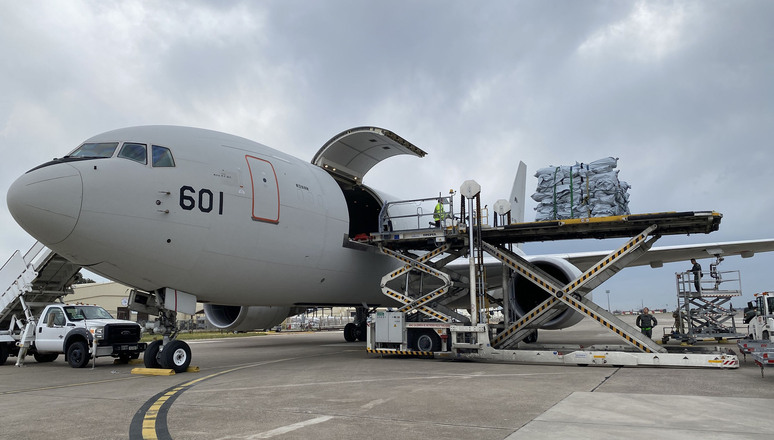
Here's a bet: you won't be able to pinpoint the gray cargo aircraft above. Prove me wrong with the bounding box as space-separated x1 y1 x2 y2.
7 125 774 371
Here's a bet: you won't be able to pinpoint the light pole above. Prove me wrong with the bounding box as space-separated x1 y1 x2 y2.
606 290 611 313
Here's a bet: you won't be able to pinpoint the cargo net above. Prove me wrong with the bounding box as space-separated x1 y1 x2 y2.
532 157 631 221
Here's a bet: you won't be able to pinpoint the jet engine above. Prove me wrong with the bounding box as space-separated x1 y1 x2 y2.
509 256 588 330
203 304 294 331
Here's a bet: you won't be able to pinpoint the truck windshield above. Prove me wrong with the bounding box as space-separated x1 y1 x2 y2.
64 306 114 321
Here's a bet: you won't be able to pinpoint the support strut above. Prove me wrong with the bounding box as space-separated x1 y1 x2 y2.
487 225 665 353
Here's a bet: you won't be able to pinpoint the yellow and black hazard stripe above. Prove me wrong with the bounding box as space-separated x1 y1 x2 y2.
367 348 433 356
398 287 447 312
564 228 651 291
561 295 653 353
492 297 558 345
417 306 451 322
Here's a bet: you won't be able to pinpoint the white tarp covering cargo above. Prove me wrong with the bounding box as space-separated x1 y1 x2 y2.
532 157 631 221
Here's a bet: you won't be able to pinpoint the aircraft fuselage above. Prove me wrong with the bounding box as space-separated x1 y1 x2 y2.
7 126 397 306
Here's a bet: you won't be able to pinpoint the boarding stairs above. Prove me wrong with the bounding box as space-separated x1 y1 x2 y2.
0 242 82 364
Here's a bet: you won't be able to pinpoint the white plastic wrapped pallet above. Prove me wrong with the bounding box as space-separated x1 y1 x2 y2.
532 157 631 221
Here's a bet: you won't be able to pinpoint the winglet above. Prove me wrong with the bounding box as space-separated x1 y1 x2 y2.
509 161 527 224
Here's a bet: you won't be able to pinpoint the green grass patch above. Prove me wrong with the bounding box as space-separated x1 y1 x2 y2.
140 331 268 342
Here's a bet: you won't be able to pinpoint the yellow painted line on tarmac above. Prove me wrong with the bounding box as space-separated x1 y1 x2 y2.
129 357 300 440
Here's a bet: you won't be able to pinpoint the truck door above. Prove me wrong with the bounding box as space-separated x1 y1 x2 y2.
35 308 69 353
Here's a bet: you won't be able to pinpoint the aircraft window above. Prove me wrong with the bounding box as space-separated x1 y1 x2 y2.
67 142 119 158
152 145 175 167
118 143 148 164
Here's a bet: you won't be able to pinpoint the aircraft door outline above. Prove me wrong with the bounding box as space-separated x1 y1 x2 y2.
245 155 280 223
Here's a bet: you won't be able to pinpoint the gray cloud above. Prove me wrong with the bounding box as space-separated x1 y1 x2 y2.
1 0 772 310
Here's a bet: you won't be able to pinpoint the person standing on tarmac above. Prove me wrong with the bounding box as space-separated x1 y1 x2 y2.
636 307 658 338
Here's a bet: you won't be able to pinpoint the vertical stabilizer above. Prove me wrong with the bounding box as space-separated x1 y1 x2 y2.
509 161 527 224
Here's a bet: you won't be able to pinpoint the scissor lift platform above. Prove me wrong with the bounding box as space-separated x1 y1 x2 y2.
366 206 738 368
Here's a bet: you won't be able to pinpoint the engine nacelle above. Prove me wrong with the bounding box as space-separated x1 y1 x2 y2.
509 255 589 330
203 304 293 331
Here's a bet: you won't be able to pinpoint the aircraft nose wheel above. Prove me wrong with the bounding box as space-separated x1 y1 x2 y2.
159 340 192 373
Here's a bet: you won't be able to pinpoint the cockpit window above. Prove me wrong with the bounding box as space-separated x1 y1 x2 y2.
118 143 148 164
152 145 175 167
67 142 119 158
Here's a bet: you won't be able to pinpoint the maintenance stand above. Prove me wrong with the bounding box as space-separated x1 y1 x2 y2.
663 256 745 344
365 180 738 369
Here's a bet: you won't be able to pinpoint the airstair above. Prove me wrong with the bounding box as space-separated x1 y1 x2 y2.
0 242 82 365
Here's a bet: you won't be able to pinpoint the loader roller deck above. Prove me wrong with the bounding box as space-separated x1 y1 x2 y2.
370 211 721 250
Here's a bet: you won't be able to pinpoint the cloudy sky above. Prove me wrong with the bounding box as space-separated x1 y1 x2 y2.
2 1 772 311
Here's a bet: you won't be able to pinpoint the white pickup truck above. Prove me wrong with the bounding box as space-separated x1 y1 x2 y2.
0 303 146 368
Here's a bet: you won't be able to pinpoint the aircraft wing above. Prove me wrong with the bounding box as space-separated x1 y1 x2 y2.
553 239 774 272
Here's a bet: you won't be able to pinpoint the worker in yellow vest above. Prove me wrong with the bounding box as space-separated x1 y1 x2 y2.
433 199 445 228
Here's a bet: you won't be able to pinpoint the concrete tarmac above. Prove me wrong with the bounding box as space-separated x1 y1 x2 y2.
1 314 772 440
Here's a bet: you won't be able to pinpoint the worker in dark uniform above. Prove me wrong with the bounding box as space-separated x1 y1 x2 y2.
636 307 658 338
689 258 702 293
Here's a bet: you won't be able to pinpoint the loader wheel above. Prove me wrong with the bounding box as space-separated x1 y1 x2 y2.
144 340 162 369
412 330 441 352
34 353 59 363
159 340 191 373
67 341 90 368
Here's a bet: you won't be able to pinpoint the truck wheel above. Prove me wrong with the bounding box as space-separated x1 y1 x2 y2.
34 353 59 363
144 340 163 368
159 340 191 373
0 343 8 365
67 341 90 368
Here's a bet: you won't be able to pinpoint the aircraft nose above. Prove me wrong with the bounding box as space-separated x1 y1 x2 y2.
6 163 83 245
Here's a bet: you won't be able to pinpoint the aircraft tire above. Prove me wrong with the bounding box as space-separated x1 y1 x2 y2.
0 343 8 365
144 340 163 368
159 340 191 373
34 353 59 363
67 341 90 368
343 323 357 342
